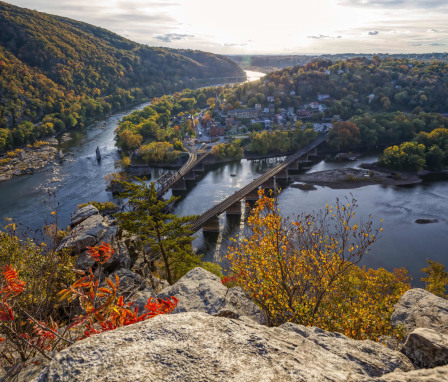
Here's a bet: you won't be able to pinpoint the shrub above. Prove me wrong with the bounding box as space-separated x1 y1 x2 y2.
0 241 178 372
226 191 408 341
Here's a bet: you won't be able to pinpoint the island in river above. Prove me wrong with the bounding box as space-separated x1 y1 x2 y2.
292 167 422 190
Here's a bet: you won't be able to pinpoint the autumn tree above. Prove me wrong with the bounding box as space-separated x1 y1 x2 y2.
327 121 361 151
421 259 448 298
379 141 426 171
226 191 409 340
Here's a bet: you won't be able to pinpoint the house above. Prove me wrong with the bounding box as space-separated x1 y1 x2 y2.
225 117 234 128
288 107 295 115
325 69 331 75
209 124 225 137
368 94 375 104
228 108 259 119
298 108 311 118
290 91 296 96
337 70 344 75
267 96 275 103
255 104 262 111
310 102 319 110
318 94 330 102
263 107 270 114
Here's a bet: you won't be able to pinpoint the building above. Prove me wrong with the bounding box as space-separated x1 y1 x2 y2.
318 94 330 102
288 107 295 115
290 91 296 96
209 124 226 137
267 96 275 103
228 108 259 119
255 104 262 111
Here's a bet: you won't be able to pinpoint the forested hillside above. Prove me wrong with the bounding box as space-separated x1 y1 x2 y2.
0 1 244 151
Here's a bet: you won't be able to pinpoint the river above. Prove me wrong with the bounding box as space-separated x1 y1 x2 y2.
177 155 448 287
0 69 446 285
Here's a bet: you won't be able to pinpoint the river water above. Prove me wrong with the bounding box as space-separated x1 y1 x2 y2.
0 69 446 285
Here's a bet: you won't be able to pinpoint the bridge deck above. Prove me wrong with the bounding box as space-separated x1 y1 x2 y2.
190 134 327 232
155 146 210 196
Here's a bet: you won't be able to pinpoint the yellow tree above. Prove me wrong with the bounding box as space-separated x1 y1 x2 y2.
227 191 409 340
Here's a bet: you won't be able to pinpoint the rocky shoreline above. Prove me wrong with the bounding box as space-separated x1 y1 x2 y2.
293 167 422 190
0 139 60 182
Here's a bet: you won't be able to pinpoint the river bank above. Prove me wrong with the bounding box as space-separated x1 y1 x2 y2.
0 139 60 182
293 167 422 189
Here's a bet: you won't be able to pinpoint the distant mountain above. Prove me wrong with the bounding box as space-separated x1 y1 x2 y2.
0 1 244 151
228 53 448 74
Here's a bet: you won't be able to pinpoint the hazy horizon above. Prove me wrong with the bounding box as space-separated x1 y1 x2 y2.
5 0 448 55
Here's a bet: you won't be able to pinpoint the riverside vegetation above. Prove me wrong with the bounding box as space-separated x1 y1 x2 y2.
0 182 447 375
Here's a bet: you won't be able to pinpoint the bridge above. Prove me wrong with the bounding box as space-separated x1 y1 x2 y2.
154 145 211 196
190 134 327 233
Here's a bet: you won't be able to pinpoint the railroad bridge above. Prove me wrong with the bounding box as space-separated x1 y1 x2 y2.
190 134 327 233
153 145 211 197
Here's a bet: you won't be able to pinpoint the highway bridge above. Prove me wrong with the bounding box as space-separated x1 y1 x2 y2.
190 134 327 233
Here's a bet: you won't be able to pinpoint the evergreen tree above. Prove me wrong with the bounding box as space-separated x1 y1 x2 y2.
115 179 201 284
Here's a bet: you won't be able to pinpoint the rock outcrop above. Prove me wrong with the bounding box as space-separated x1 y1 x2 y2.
34 312 413 382
282 324 412 377
391 288 448 335
392 288 448 370
352 364 448 381
157 267 265 324
400 328 448 368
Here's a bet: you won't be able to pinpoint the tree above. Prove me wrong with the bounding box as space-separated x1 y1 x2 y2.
115 180 203 284
226 191 408 340
379 141 426 171
421 260 448 298
327 121 361 151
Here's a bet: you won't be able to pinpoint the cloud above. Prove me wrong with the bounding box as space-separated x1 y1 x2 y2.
339 0 448 9
308 34 342 39
368 30 380 35
154 33 195 43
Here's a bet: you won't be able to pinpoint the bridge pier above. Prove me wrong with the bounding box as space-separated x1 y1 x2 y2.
226 201 242 216
202 216 220 233
245 189 260 202
261 178 275 191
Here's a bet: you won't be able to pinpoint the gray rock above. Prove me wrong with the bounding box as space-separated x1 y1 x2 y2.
401 328 448 368
57 214 108 253
282 323 413 377
74 252 95 272
109 268 146 298
391 288 448 335
70 205 99 226
34 312 413 382
158 267 264 324
350 364 448 381
102 236 132 274
130 286 157 313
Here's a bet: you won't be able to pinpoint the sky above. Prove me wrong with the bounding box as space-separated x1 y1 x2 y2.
6 0 448 54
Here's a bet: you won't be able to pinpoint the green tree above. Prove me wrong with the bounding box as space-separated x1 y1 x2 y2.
115 180 205 284
421 259 448 298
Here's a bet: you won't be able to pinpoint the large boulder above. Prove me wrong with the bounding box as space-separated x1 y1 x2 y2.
34 312 413 382
282 324 413 377
400 328 448 369
351 364 448 381
70 205 99 226
391 288 448 335
57 215 117 254
57 214 106 253
157 267 264 324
